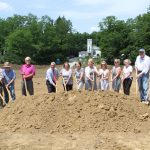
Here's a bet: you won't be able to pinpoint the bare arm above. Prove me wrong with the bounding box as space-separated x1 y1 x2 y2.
112 67 121 81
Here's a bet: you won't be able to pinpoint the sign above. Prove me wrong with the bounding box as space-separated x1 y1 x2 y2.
87 39 92 54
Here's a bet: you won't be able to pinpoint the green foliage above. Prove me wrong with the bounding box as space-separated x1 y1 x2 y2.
0 14 88 64
0 8 150 65
98 11 150 64
5 29 33 63
93 57 101 65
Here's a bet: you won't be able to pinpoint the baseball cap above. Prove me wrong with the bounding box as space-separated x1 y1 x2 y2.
139 48 145 52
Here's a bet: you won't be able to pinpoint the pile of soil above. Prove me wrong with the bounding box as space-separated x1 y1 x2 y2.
0 91 150 134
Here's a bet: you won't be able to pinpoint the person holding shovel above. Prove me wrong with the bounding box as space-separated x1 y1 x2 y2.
74 61 85 91
98 61 109 91
46 62 59 93
112 59 122 92
20 57 36 96
85 58 99 91
60 62 73 91
122 59 133 95
2 62 16 103
135 48 150 104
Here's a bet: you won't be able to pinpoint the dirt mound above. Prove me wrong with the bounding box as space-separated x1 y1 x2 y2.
0 91 150 134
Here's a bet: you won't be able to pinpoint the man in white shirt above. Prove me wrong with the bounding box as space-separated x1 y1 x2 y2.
135 48 150 104
46 62 59 93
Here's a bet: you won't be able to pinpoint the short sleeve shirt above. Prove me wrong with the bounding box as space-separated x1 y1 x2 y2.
123 65 133 78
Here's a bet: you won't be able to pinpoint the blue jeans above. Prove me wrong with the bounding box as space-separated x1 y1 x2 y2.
85 80 97 91
4 84 16 103
138 73 149 101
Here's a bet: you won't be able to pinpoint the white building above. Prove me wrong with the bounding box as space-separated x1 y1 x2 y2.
92 45 101 58
79 39 101 58
79 51 88 58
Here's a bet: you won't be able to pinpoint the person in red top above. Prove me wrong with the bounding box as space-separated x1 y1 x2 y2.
20 57 36 96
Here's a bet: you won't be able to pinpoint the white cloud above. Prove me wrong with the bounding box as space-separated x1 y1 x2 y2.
0 1 12 11
32 4 47 9
61 0 149 21
104 0 149 18
90 26 99 33
73 0 106 5
60 11 99 19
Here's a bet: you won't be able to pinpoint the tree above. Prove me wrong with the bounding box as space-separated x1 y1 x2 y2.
99 16 134 63
5 29 33 63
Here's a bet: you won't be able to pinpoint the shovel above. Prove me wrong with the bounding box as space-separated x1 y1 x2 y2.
62 77 67 91
91 73 95 91
6 86 12 102
0 93 6 105
75 75 79 90
24 78 28 96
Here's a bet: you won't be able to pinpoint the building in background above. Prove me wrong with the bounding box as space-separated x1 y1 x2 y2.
92 45 101 58
79 39 101 58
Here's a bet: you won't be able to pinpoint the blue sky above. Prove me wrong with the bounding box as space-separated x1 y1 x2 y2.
0 0 149 33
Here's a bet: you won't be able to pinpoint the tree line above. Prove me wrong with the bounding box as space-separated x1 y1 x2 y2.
0 8 150 64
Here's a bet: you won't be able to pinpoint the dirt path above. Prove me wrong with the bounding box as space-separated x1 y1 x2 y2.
0 66 150 149
0 132 150 150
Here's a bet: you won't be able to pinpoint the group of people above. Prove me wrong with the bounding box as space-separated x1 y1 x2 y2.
0 48 149 107
46 48 150 105
46 58 133 95
0 56 35 107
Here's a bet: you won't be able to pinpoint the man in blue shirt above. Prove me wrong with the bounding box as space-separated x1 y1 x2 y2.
2 62 16 103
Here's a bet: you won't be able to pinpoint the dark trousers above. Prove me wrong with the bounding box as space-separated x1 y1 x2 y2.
63 84 73 91
123 77 133 95
46 80 56 93
21 79 34 96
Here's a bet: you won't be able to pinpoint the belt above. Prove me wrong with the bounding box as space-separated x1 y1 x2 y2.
24 78 32 81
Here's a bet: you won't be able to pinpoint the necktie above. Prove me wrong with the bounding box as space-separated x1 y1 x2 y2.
53 69 56 83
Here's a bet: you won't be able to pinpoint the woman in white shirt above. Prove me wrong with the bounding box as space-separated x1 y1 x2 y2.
99 61 109 91
122 59 133 95
60 62 73 91
74 62 84 91
85 59 99 91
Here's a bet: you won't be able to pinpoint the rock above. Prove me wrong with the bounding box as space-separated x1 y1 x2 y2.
139 113 149 121
68 95 76 102
12 127 20 132
85 98 90 103
134 128 141 134
94 139 103 149
50 130 55 134
98 104 105 109
49 96 55 101
98 104 110 111
71 136 77 140
108 111 117 118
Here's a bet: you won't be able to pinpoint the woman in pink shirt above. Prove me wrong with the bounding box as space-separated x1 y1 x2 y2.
20 57 36 96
